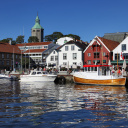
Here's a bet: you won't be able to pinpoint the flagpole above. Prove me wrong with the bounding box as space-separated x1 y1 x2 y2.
102 45 103 65
117 52 118 71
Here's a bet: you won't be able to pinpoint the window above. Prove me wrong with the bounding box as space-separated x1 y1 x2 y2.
53 51 55 54
37 30 40 32
7 54 9 58
2 53 4 59
63 53 67 60
103 52 106 56
73 62 77 65
65 46 68 51
55 56 58 61
6 60 9 65
37 72 42 74
88 60 91 64
88 53 91 56
32 72 36 75
115 53 120 60
2 61 4 65
94 53 99 58
73 53 77 59
63 62 67 65
103 60 106 63
123 53 128 59
33 30 35 32
50 56 54 61
71 45 75 50
122 44 126 51
44 46 48 49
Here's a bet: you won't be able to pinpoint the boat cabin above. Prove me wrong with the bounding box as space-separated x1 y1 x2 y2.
30 71 48 75
83 65 111 76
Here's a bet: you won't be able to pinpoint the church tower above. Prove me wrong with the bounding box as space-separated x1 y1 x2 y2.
31 14 44 42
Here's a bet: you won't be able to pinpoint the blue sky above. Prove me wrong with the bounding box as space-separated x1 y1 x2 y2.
1 0 128 43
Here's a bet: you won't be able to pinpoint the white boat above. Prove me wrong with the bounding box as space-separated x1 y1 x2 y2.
73 65 126 86
0 74 12 84
20 70 57 82
0 74 11 80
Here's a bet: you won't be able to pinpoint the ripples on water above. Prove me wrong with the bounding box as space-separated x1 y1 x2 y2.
0 81 128 127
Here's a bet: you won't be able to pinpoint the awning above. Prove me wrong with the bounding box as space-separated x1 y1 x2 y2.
111 60 128 64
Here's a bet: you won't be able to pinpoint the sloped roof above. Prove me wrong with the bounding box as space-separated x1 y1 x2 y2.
16 42 52 46
98 37 119 51
58 40 88 50
103 32 128 43
32 15 43 29
0 42 21 54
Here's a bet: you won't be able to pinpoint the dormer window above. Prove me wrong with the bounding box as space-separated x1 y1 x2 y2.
122 44 126 51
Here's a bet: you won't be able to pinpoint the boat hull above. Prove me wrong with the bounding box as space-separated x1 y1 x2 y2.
73 76 126 86
20 75 56 82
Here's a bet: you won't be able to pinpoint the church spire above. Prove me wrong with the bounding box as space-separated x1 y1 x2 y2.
31 14 44 42
32 14 43 29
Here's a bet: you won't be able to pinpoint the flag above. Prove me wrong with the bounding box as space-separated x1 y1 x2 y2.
121 52 124 60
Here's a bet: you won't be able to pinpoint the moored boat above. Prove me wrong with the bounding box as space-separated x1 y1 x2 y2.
20 70 57 82
73 65 126 86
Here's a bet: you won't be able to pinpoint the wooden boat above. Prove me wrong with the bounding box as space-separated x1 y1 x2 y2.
20 70 57 82
73 65 126 86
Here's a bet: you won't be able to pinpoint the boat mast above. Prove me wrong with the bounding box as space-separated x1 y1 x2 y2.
117 52 118 70
29 49 30 71
96 38 97 64
102 45 103 65
13 48 14 71
21 50 22 72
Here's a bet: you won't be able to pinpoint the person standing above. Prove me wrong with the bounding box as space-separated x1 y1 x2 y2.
125 65 128 75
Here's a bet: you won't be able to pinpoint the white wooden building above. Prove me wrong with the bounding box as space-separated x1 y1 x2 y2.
57 40 87 70
113 37 128 61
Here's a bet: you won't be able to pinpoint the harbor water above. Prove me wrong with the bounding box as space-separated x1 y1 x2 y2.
1 81 128 127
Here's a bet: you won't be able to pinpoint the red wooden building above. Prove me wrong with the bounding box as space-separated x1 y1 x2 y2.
83 36 119 65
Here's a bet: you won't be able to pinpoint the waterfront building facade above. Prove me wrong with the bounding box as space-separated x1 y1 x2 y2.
17 42 54 67
0 42 21 71
112 36 128 65
42 45 60 69
58 40 88 70
83 36 119 65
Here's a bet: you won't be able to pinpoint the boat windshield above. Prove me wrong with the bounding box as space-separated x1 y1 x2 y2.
37 72 42 74
98 66 110 76
83 65 111 76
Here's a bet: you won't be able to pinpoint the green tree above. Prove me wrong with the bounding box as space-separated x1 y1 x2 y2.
16 35 24 44
28 36 39 43
45 32 81 43
45 32 63 43
65 34 80 40
0 38 16 45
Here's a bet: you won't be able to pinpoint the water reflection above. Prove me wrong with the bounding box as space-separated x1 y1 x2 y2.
20 82 80 114
0 81 128 127
74 85 128 119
